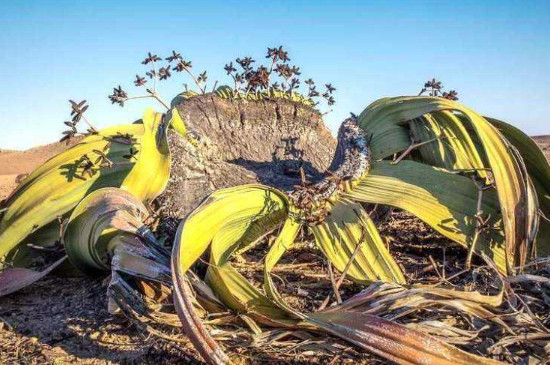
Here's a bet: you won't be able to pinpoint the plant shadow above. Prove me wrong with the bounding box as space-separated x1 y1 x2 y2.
228 157 325 191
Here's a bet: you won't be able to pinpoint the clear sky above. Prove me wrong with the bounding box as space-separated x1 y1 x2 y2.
0 0 548 150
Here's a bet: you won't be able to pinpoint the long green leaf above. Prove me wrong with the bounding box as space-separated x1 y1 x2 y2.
175 184 295 325
357 97 535 270
0 109 174 270
488 117 550 256
173 184 507 365
311 198 405 284
62 187 153 274
343 160 507 271
0 126 142 268
409 111 488 180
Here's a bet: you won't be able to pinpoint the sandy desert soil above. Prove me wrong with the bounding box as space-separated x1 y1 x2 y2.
0 135 549 365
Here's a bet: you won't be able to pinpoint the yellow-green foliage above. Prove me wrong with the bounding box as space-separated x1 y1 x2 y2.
172 85 315 107
0 108 178 268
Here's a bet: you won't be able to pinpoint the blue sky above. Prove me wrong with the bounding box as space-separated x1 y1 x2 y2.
0 0 548 150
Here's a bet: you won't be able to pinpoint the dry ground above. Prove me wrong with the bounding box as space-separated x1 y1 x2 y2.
0 136 549 365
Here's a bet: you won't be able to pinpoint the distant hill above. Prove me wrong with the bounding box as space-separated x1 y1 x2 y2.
533 135 550 159
0 138 82 175
0 138 81 199
532 135 550 144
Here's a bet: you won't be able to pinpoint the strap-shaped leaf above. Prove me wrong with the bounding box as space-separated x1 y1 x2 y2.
0 125 142 268
175 184 289 272
0 109 175 270
488 117 550 256
307 310 503 365
357 97 535 271
205 218 293 323
358 97 445 160
0 256 67 297
343 160 507 271
172 185 295 365
409 111 488 180
174 184 294 324
311 198 405 284
263 214 304 315
173 184 506 365
63 187 153 273
260 204 504 365
120 108 171 204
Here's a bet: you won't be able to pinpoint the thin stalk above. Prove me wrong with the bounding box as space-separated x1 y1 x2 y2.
184 67 205 94
126 92 169 111
391 135 448 165
335 228 367 290
465 182 484 269
540 210 550 223
432 268 470 287
152 94 170 110
318 228 367 310
327 261 342 304
80 115 99 133
428 255 443 280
